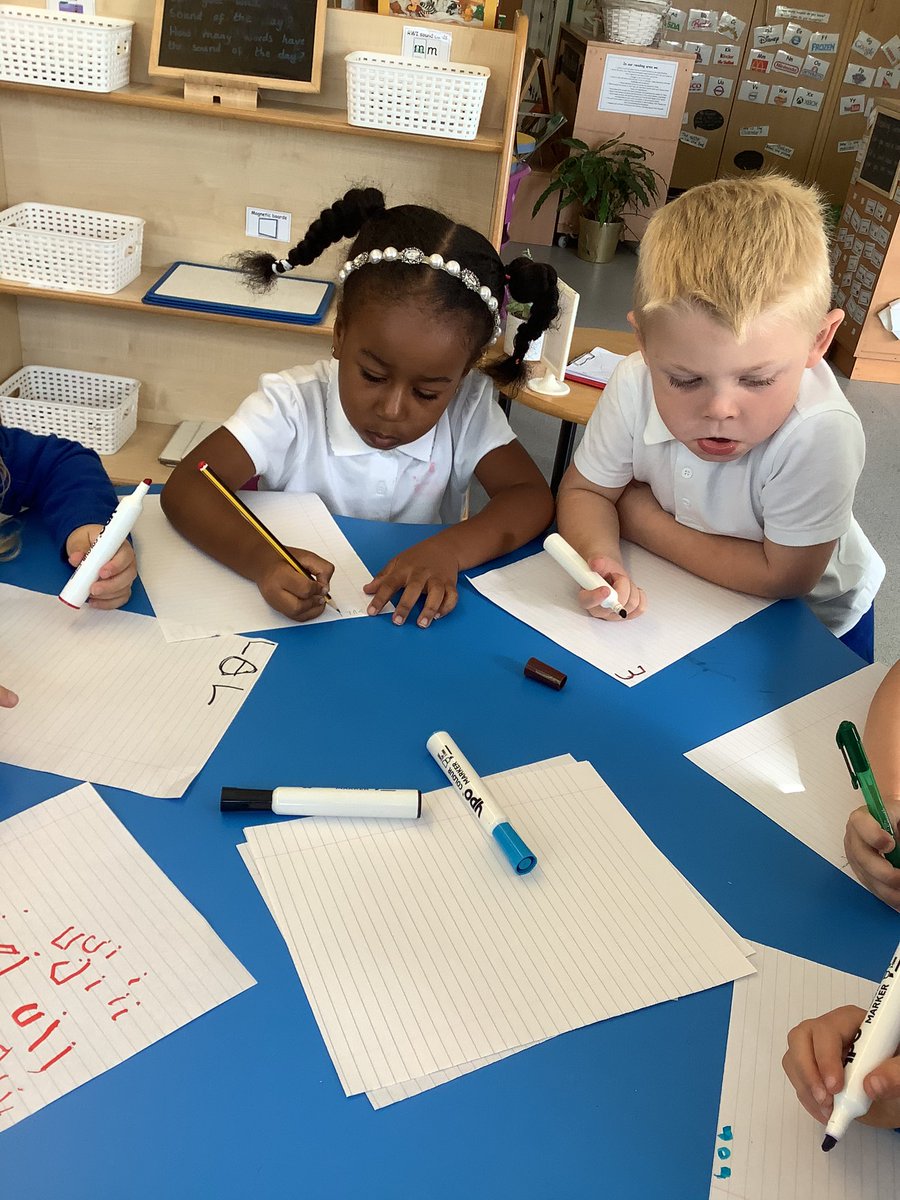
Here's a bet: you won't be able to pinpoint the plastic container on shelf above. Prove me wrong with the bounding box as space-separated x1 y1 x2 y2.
345 51 490 141
0 366 140 455
0 6 133 93
600 0 668 47
0 203 144 294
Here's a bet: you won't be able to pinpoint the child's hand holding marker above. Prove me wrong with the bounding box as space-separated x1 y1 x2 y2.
65 525 138 610
543 533 645 621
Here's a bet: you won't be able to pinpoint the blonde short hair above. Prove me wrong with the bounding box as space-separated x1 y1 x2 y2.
633 174 833 340
0 455 22 561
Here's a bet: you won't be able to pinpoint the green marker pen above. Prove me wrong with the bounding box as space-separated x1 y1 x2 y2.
836 720 900 869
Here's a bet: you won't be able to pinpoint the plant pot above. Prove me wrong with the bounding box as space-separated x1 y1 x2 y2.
503 314 545 362
577 216 623 264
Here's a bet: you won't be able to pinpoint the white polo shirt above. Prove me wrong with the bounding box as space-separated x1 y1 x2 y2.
573 353 884 636
224 358 515 525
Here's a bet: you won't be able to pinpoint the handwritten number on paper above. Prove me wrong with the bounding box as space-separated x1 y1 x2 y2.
713 1125 733 1179
614 665 647 682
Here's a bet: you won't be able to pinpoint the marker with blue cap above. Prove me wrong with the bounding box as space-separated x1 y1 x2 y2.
426 731 537 875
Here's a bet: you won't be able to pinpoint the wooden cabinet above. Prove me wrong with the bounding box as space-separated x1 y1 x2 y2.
0 7 527 483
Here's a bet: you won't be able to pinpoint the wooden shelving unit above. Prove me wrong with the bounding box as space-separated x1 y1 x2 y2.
0 8 527 484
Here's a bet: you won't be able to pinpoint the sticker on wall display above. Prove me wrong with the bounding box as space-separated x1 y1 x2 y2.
874 201 887 221
598 55 680 118
689 72 705 93
753 25 783 49
717 11 745 39
685 40 712 65
840 271 853 288
687 9 716 31
793 87 823 110
853 236 864 255
840 94 866 116
852 31 880 60
874 68 900 90
738 79 769 103
680 130 708 148
740 124 769 136
870 246 885 269
245 207 291 241
765 142 794 159
713 44 738 66
773 50 803 75
809 32 838 55
747 50 773 74
873 224 890 249
784 23 811 50
769 84 796 107
844 63 876 87
850 208 861 230
839 139 863 154
774 7 829 20
706 75 733 97
864 197 877 214
834 288 847 307
800 55 829 81
883 36 900 68
858 216 870 235
664 7 687 32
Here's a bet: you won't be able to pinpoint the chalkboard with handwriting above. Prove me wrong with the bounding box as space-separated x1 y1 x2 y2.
150 0 326 93
859 109 900 199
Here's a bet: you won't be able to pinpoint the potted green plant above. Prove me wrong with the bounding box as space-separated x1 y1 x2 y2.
531 134 663 264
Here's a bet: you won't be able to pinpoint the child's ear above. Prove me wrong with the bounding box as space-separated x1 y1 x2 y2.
806 309 844 368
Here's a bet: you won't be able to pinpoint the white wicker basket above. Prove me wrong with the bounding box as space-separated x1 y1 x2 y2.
0 6 132 93
601 3 666 46
0 366 139 455
0 203 144 294
346 52 490 141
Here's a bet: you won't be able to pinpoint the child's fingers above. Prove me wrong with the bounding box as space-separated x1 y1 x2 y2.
844 811 900 909
364 571 399 616
97 541 137 582
391 579 427 626
417 579 453 628
0 685 19 708
290 548 335 589
846 806 896 854
436 583 459 620
866 1054 900 1102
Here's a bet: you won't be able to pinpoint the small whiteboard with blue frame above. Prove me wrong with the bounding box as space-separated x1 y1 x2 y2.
142 262 333 325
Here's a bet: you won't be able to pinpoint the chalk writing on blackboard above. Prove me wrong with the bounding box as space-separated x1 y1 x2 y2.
150 0 327 93
859 110 900 198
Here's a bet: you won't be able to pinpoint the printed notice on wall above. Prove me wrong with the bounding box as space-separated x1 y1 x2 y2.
598 55 680 119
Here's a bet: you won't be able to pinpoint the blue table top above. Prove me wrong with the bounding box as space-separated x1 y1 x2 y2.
2 511 896 1200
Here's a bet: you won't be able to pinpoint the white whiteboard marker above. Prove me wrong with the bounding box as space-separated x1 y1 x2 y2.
59 479 150 609
823 938 900 1150
543 532 627 618
220 786 422 819
426 731 537 875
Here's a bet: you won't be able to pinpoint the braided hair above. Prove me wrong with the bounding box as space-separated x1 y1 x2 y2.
232 187 559 394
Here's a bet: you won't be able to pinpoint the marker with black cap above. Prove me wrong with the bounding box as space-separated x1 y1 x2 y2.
221 786 422 819
822 938 900 1151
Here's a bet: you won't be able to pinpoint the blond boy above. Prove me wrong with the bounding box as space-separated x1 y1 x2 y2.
557 175 884 661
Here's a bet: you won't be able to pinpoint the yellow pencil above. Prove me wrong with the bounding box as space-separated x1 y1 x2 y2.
197 461 340 613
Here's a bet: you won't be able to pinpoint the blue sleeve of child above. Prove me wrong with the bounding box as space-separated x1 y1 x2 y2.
0 427 119 555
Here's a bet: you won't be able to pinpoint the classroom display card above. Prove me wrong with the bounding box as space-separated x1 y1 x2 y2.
241 757 754 1101
709 942 900 1197
0 584 275 796
133 492 384 642
468 545 772 686
0 785 255 1131
685 664 888 877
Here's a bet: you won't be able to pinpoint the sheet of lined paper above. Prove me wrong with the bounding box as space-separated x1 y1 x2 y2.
242 757 755 1098
0 785 255 1131
468 545 771 685
0 583 275 796
686 664 888 876
710 942 899 1198
134 492 385 642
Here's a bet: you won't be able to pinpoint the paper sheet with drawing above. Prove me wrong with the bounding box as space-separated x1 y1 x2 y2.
685 664 888 877
0 785 255 1131
240 757 754 1100
0 583 275 796
133 492 385 642
468 545 772 685
709 942 900 1198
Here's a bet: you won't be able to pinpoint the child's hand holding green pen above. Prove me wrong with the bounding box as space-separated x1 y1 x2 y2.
839 720 900 909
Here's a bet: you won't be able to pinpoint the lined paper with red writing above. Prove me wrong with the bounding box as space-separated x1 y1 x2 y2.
0 785 254 1130
242 757 755 1098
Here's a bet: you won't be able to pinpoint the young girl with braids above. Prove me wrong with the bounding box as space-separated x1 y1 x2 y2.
162 188 557 629
0 428 139 708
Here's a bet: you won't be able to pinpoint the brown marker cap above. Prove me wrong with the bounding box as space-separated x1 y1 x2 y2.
524 657 567 690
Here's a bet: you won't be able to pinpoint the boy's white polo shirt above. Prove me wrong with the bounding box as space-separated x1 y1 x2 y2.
573 353 884 636
224 358 515 525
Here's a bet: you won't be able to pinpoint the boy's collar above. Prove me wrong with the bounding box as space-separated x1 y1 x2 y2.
325 359 437 462
643 397 675 446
